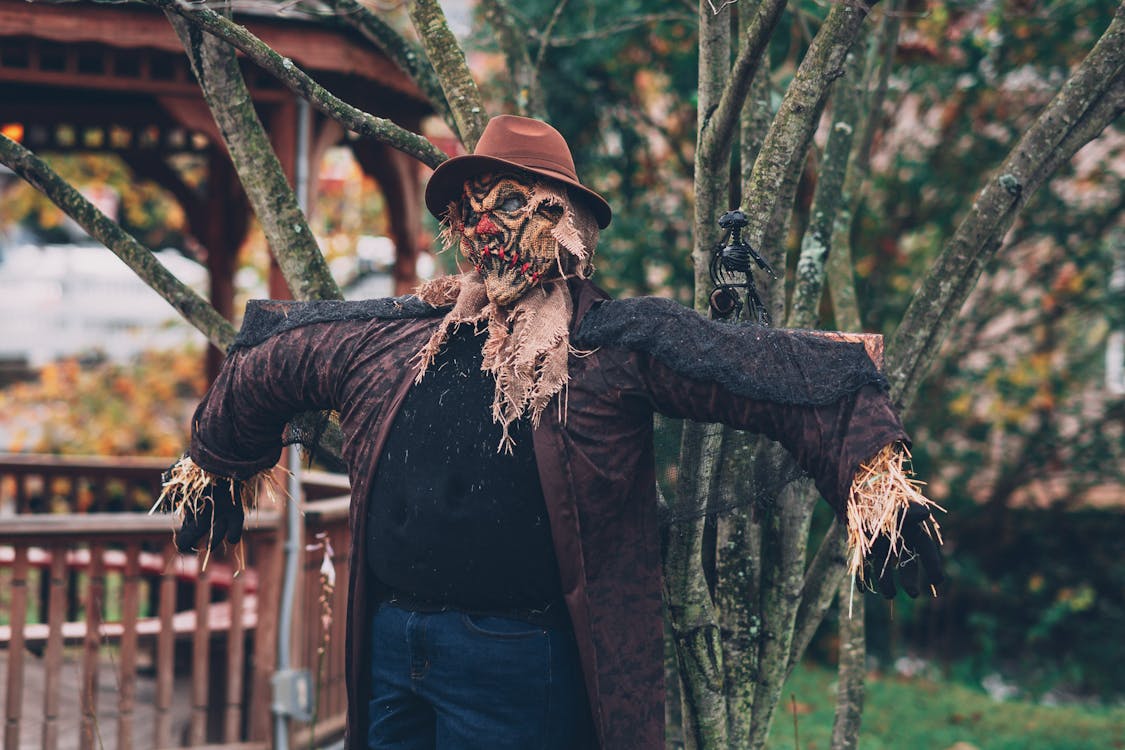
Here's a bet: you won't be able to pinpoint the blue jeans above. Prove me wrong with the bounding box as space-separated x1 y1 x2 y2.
368 602 593 750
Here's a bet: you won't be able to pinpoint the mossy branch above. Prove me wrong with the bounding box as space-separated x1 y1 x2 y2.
323 0 457 137
148 0 448 169
830 575 866 749
786 41 866 329
668 5 731 749
747 472 818 747
408 0 489 150
666 423 729 750
0 133 236 350
741 0 877 319
166 10 342 303
886 2 1125 414
698 0 788 170
826 4 901 332
689 0 734 313
788 522 848 677
715 430 761 741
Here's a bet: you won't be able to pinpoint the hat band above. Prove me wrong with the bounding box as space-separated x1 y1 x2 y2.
485 152 578 181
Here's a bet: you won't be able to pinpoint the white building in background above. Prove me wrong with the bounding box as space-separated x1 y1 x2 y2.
0 243 209 367
0 237 413 369
1109 231 1125 396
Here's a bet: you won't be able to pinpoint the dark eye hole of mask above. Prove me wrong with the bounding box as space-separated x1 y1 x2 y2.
499 194 527 212
536 202 564 221
463 208 481 226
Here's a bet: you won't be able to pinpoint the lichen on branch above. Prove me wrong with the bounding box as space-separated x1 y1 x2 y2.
408 0 489 150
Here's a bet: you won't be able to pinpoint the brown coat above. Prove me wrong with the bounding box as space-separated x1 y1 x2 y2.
189 278 907 749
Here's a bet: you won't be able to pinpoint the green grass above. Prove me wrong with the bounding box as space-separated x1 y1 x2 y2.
767 662 1125 750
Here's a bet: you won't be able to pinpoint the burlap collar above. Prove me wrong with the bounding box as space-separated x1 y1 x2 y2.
414 273 574 452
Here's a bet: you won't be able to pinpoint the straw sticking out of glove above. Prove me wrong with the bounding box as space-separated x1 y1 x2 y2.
152 455 287 571
845 444 944 586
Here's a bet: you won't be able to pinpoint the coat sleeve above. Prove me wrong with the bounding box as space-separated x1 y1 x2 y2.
573 296 910 517
637 355 908 517
189 319 365 480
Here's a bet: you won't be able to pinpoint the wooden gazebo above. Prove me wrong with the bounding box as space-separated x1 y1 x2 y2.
0 4 437 747
0 0 434 369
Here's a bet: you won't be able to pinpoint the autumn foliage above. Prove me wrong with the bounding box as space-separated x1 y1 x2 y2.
0 349 205 457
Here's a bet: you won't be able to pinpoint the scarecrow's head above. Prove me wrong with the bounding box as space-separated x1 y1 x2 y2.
424 116 612 306
450 170 602 305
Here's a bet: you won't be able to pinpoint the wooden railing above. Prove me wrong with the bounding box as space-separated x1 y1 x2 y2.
0 454 353 750
0 454 169 515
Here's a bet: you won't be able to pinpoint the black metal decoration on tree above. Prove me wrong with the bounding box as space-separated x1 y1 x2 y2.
709 209 777 324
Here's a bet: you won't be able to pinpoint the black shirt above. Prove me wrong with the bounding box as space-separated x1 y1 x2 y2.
365 324 563 613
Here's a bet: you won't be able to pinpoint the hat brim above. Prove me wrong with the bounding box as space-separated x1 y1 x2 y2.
425 154 612 229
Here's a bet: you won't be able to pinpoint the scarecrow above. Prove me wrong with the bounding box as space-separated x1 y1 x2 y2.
161 115 943 749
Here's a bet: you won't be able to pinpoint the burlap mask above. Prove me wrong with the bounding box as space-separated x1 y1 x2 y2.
443 172 597 306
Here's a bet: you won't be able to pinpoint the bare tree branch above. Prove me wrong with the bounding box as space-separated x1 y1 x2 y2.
714 430 761 741
147 0 449 168
788 521 847 674
532 0 569 81
166 9 342 303
667 6 734 743
479 0 547 118
742 0 878 321
886 2 1125 413
666 422 729 750
408 0 489 150
529 12 695 47
747 474 817 747
689 0 734 313
0 134 236 351
739 64 774 194
324 0 458 136
698 0 787 171
787 41 866 329
827 3 901 332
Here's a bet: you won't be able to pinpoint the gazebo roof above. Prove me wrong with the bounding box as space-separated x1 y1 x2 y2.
0 0 429 105
0 0 435 372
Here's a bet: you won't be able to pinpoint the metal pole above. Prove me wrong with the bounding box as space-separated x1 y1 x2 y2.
273 96 313 750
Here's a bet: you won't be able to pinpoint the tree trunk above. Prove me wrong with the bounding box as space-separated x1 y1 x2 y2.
830 577 866 750
665 3 731 745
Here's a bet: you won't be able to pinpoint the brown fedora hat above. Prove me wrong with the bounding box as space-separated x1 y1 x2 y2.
425 115 612 229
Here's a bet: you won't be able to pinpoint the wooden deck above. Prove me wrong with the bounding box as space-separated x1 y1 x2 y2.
0 648 193 750
0 454 353 750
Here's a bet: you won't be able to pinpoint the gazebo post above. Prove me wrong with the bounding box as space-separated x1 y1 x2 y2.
267 100 299 302
352 138 424 295
202 151 247 381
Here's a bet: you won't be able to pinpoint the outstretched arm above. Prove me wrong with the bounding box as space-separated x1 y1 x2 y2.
575 297 943 596
160 308 368 553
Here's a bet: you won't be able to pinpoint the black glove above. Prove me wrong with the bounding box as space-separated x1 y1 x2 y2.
862 502 944 599
161 467 244 554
